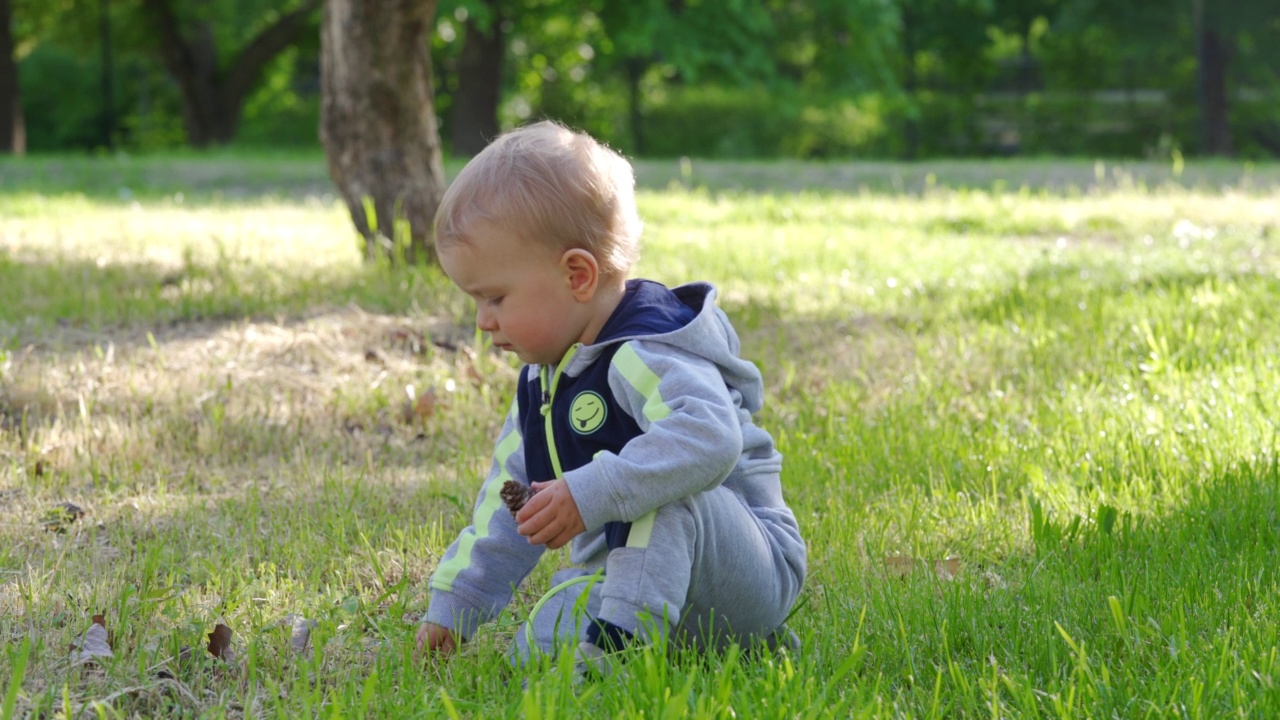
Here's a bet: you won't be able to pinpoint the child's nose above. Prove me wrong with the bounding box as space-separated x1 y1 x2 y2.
476 306 498 332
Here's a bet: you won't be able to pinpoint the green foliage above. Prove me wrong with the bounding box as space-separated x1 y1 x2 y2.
767 0 902 93
641 86 904 159
595 0 776 84
17 44 190 152
9 0 322 151
236 48 322 148
7 0 1280 157
16 45 103 151
641 85 796 158
639 86 989 158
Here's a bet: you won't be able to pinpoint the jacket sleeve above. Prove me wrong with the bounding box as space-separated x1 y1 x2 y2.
425 397 544 639
562 339 743 530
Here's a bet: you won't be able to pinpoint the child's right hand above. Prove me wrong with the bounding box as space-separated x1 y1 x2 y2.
416 622 458 657
516 478 585 549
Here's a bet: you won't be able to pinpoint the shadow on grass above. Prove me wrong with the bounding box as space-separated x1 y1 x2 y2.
0 250 501 482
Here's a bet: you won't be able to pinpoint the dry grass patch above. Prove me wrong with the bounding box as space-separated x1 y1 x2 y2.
0 307 518 567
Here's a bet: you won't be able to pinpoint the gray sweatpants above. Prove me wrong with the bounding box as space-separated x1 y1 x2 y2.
512 485 805 661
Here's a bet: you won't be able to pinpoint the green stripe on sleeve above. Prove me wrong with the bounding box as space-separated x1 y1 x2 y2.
625 510 657 549
431 409 523 593
613 343 672 423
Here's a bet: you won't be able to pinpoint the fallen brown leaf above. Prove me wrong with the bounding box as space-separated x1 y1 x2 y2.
400 385 438 424
884 555 916 579
934 556 961 582
207 623 235 663
413 387 437 419
92 613 117 648
885 554 963 581
284 614 317 655
72 615 113 665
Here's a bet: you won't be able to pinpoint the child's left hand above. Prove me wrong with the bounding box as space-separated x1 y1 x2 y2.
516 479 585 549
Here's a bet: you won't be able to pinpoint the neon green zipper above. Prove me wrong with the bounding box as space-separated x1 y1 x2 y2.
538 343 580 478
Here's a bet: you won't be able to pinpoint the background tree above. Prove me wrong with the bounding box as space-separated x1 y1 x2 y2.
595 0 776 154
321 0 446 264
1188 0 1276 156
140 0 321 146
447 0 504 156
0 0 22 154
894 0 992 158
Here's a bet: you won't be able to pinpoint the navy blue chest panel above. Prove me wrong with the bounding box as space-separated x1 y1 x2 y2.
517 348 644 549
518 347 644 482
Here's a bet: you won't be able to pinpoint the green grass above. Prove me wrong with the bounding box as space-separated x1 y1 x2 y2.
2 156 1279 717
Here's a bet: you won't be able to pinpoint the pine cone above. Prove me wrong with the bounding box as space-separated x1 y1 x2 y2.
500 480 535 516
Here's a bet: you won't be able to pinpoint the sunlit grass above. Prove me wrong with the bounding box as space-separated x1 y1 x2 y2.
1 158 1279 717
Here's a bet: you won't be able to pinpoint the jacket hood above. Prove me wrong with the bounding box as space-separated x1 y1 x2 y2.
553 280 766 414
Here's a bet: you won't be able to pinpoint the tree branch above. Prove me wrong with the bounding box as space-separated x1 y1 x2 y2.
223 0 323 109
141 0 198 89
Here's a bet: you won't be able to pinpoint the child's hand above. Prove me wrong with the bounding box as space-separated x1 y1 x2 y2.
416 622 458 657
516 479 586 549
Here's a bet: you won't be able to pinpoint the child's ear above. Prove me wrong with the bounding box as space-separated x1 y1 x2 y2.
560 249 599 301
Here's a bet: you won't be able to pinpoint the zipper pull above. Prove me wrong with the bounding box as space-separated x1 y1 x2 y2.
539 366 551 416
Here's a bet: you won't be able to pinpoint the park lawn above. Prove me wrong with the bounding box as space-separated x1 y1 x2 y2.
1 156 1280 717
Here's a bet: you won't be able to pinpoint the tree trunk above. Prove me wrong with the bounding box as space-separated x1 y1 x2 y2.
0 0 25 155
321 0 446 265
143 0 320 147
625 57 646 156
1195 0 1234 156
450 1 503 156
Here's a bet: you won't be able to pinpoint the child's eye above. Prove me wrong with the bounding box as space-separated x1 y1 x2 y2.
489 296 504 306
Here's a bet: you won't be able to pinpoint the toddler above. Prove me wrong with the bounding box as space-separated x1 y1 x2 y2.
416 121 806 673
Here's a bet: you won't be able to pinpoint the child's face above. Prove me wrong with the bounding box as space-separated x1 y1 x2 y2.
439 225 591 366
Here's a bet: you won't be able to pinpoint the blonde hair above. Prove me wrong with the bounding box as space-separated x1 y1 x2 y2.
434 121 642 277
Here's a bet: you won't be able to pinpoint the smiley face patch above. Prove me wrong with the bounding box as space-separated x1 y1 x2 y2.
569 391 607 434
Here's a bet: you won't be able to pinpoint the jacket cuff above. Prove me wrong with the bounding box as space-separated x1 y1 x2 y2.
564 460 623 530
424 592 487 640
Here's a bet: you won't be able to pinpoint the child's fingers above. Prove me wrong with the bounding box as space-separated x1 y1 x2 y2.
416 623 457 658
520 506 575 546
518 508 560 545
544 527 576 550
515 487 551 524
517 479 567 524
516 481 585 546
